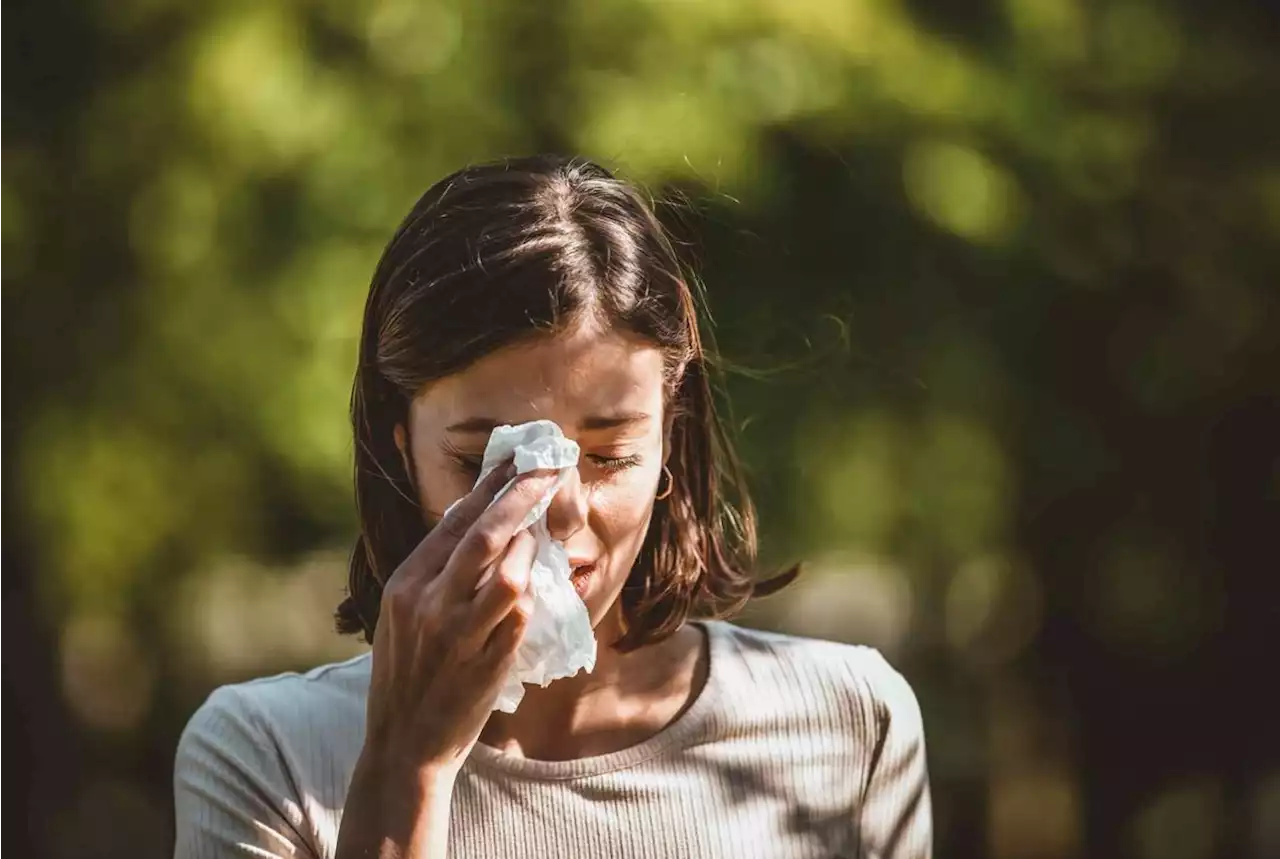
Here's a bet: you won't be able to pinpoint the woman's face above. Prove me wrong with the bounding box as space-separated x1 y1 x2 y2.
397 322 668 633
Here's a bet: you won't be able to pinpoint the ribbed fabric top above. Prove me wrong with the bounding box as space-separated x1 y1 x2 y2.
173 620 932 858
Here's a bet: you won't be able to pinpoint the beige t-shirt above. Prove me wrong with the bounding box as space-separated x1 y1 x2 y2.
173 620 932 858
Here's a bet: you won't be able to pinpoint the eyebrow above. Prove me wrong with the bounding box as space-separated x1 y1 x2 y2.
444 412 653 434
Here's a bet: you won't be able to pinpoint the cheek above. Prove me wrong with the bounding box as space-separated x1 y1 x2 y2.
589 477 658 562
413 456 478 523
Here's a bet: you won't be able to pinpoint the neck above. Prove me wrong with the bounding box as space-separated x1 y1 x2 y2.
478 614 707 762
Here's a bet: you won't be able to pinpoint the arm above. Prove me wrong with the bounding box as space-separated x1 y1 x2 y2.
336 463 559 858
858 654 933 859
173 687 314 859
173 682 457 859
333 748 456 859
174 464 555 859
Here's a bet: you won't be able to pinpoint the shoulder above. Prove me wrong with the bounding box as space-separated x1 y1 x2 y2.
173 654 370 855
176 652 372 776
707 620 923 735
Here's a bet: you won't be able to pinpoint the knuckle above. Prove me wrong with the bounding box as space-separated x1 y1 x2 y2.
420 591 447 625
381 581 410 612
493 571 523 600
435 509 470 542
474 527 507 559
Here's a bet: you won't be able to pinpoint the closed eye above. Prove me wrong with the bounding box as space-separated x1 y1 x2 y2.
588 453 642 473
446 452 641 476
448 453 484 474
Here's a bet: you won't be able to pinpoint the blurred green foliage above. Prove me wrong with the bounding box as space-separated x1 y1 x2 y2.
6 1 1279 857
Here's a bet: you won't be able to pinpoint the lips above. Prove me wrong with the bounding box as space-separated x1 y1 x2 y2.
569 562 596 599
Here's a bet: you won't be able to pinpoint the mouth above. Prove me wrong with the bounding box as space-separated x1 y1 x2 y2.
569 562 597 599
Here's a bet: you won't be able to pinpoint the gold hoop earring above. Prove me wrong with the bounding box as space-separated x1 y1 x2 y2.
655 465 674 500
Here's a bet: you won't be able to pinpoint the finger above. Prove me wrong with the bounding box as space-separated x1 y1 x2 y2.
440 468 560 596
392 458 516 587
483 599 531 663
430 458 518 548
468 530 538 642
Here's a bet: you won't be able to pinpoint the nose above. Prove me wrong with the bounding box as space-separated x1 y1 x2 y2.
544 466 589 543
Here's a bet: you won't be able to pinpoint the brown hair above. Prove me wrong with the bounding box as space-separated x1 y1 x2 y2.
335 154 796 650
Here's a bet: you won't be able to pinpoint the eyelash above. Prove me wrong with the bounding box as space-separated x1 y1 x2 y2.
592 453 643 473
449 453 642 476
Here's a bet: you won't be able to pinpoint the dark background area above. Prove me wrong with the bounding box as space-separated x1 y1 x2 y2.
5 1 1279 857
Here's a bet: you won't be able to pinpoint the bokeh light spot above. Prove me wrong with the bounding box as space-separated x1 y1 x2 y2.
799 412 905 552
946 554 1043 669
1098 2 1183 92
1002 0 1087 68
777 553 914 655
61 612 155 733
903 141 1022 243
1249 772 1280 859
365 0 463 76
1130 777 1223 859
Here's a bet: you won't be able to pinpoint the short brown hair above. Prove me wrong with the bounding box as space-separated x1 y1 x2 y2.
336 155 795 649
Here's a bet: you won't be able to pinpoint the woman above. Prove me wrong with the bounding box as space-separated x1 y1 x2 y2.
173 155 932 858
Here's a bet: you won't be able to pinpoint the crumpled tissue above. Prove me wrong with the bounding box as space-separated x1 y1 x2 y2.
459 419 597 713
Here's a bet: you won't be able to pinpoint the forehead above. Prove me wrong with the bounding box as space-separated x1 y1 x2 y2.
411 324 666 429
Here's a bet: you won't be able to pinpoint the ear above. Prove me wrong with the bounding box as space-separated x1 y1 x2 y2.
661 363 687 465
393 423 414 482
661 408 676 465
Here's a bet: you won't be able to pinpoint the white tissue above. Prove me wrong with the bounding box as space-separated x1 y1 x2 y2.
466 420 597 713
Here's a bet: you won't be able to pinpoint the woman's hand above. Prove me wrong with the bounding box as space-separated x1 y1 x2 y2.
337 462 560 859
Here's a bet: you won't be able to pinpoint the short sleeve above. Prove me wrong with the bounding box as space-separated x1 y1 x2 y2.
173 685 315 859
858 653 933 859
